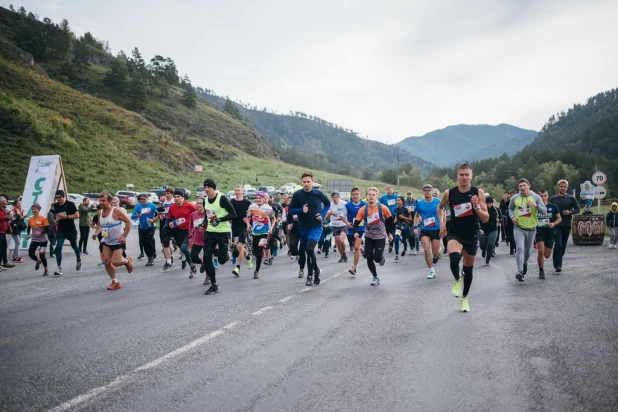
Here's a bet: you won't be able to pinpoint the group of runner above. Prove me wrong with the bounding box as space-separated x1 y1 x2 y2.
13 166 584 312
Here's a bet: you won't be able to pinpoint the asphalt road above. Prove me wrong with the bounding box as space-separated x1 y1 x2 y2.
1 233 617 412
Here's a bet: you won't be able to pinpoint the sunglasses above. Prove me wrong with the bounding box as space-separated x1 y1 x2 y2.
55 196 63 199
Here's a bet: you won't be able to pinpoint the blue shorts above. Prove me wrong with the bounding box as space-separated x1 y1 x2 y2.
300 226 323 247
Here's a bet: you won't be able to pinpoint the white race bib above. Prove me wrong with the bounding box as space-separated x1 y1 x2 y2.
258 238 268 247
175 217 186 225
387 199 396 206
518 207 532 217
141 208 151 215
454 203 473 218
325 233 333 241
367 212 380 224
407 206 415 212
395 229 402 237
102 228 109 237
206 210 217 219
537 218 550 228
193 218 204 227
423 217 436 228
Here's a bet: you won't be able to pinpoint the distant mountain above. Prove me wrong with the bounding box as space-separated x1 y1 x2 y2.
197 92 438 177
396 124 537 167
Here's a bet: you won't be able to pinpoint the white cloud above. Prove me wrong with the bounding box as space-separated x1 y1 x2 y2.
5 0 618 143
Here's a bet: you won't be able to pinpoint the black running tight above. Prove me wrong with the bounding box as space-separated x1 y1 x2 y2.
252 234 267 272
365 237 385 277
191 244 204 265
28 241 48 268
300 239 318 277
79 226 90 253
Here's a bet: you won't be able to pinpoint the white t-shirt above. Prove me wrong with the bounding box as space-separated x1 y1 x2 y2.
329 201 348 228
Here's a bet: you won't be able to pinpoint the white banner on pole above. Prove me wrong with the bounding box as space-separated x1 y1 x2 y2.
19 155 67 249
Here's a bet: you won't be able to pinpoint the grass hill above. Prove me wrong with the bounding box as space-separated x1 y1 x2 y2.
397 124 537 167
199 92 438 178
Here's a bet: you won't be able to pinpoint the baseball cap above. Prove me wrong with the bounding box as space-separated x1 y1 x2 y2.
331 190 340 197
55 190 65 197
422 184 433 190
173 189 185 197
203 179 217 190
486 196 494 203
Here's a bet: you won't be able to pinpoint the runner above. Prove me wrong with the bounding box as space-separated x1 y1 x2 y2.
189 198 207 281
549 179 580 273
345 187 367 276
404 192 419 255
393 196 412 261
247 191 274 279
131 194 158 266
508 178 547 282
51 190 82 276
281 193 292 251
414 184 442 279
157 188 176 270
202 178 237 295
379 185 399 253
536 189 562 279
317 215 332 258
92 192 133 290
265 194 283 265
326 190 349 263
499 192 510 242
285 204 305 278
26 203 50 276
438 163 489 312
289 171 330 287
230 185 252 276
166 189 197 277
353 187 394 285
478 196 501 266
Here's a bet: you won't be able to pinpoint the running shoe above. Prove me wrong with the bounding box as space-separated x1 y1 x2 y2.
76 259 82 271
233 266 240 276
163 262 172 271
13 257 25 263
379 257 385 266
125 256 133 274
485 261 490 266
189 265 197 279
182 260 187 270
146 258 154 266
412 250 417 256
97 261 105 267
452 279 461 297
395 255 399 261
428 268 436 279
539 269 545 279
388 246 393 253
213 260 219 269
298 269 304 278
348 267 356 276
232 256 237 265
314 275 321 285
247 258 253 269
370 276 380 286
205 285 219 295
338 256 345 263
306 276 313 286
107 281 121 290
35 260 41 271
555 267 562 273
401 249 406 257
203 276 210 285
460 297 470 312
254 271 260 279
481 250 486 258
54 269 63 276
264 258 272 266
317 249 321 254
42 270 49 276
137 254 145 260
343 254 348 262
516 271 524 282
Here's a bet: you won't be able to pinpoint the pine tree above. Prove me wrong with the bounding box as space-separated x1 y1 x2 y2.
128 73 146 110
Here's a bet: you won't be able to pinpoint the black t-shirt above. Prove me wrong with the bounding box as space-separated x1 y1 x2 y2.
230 198 251 229
53 201 78 234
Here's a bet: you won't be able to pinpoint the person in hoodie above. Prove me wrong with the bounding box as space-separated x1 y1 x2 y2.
607 202 618 249
508 179 547 282
131 194 158 266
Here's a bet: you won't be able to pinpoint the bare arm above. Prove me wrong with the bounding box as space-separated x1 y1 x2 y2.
475 189 489 224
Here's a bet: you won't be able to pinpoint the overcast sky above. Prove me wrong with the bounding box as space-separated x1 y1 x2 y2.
6 0 618 143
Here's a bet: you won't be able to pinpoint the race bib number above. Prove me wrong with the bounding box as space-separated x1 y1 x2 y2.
407 206 415 212
141 208 151 215
537 218 550 228
165 207 170 215
367 212 380 224
423 217 436 228
193 218 204 227
395 229 402 237
102 227 109 237
518 207 532 217
38 246 47 254
258 238 268 247
387 199 396 206
453 203 473 218
325 233 333 241
33 228 42 237
292 214 298 221
175 217 186 225
131 220 139 226
206 210 217 219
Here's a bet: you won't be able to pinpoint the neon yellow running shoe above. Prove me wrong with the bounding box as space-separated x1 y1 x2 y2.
452 279 461 297
460 296 470 312
247 258 253 269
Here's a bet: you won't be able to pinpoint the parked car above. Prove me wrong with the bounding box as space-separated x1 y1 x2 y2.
150 187 167 198
196 187 206 198
115 191 138 208
245 189 257 200
279 183 298 194
225 190 235 199
258 186 278 197
82 192 100 207
176 187 191 198
145 192 160 204
68 193 85 206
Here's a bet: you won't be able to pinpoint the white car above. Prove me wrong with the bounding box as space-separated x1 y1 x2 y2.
67 193 85 206
146 192 161 204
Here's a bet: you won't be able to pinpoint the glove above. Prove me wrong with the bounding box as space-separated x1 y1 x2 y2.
210 218 220 227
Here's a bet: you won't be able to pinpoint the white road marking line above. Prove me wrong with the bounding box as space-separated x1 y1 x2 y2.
300 287 312 293
47 328 228 412
278 295 295 303
251 306 274 315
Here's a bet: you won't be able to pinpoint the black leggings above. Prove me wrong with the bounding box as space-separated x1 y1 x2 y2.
365 237 385 277
139 228 156 258
253 234 268 272
289 229 305 269
299 239 318 277
28 241 48 268
191 244 204 265
203 232 230 285
79 226 90 253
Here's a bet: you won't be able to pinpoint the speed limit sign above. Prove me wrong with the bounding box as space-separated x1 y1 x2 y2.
592 171 607 185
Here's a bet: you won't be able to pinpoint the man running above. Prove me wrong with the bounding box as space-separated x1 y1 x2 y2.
230 185 252 276
166 189 197 277
51 190 82 276
202 179 237 295
92 192 134 290
393 196 412 261
289 171 330 287
326 190 349 263
414 184 441 279
189 198 207 281
353 187 394 285
536 189 561 279
247 191 275 279
508 178 547 282
286 204 305 278
157 187 176 270
131 194 158 266
379 185 398 253
345 187 367 276
438 163 489 313
479 196 501 266
404 192 419 255
549 179 580 273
